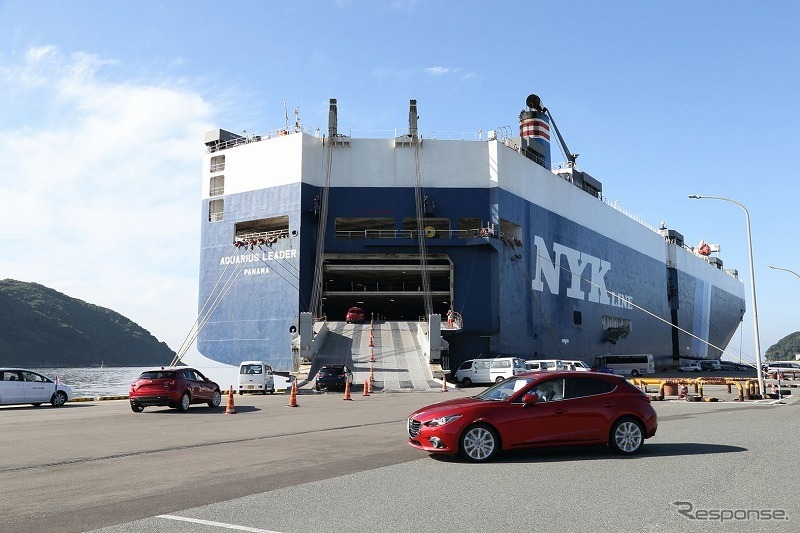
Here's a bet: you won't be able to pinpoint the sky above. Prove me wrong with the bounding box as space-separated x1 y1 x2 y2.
1 0 798 365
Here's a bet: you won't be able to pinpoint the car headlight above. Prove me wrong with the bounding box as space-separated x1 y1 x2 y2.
427 415 461 427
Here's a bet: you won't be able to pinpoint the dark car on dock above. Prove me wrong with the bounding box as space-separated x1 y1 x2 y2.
315 364 353 392
129 367 221 412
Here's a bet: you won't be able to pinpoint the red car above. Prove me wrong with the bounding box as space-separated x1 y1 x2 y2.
408 371 657 462
345 306 365 323
129 367 221 413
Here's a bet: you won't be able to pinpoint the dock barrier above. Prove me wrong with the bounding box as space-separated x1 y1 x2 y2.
630 377 761 402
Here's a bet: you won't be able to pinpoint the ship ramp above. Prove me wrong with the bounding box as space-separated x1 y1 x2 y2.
307 321 440 391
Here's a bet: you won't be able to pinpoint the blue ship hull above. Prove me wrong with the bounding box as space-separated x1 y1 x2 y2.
197 99 745 371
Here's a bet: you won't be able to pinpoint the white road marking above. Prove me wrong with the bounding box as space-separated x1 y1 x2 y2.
157 515 283 532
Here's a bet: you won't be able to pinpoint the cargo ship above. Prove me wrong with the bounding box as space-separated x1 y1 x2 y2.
192 94 745 373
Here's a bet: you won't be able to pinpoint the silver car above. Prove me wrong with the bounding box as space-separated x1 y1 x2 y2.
0 368 73 407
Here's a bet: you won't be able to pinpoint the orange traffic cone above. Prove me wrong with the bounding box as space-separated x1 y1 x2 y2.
225 385 236 414
441 377 448 392
363 377 370 396
288 380 298 407
369 365 375 382
369 334 374 347
343 379 352 401
369 350 375 363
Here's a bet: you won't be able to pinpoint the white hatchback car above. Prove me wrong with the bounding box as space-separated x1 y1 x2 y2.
0 368 73 407
678 362 702 372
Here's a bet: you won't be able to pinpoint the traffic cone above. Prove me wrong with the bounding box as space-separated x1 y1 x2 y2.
369 350 375 363
225 385 236 414
288 380 298 407
343 380 352 401
441 376 448 392
369 365 375 382
367 376 373 394
369 333 374 347
363 377 370 396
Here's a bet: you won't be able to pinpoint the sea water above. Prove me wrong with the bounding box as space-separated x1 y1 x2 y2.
33 367 152 398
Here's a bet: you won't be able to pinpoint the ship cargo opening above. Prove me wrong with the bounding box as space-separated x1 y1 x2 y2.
320 255 452 321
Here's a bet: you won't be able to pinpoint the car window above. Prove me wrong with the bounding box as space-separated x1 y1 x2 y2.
140 371 177 380
457 361 472 371
533 379 564 401
241 365 263 374
491 360 510 369
564 377 616 399
1 370 23 381
475 361 490 370
475 377 534 401
21 371 47 382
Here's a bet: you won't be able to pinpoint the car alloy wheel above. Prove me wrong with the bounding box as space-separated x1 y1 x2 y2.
130 402 144 413
177 392 191 412
610 418 644 455
51 391 67 407
208 390 221 408
460 424 498 462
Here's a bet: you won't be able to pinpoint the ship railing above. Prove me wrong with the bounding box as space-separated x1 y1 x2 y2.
325 280 450 293
206 126 320 153
600 197 661 234
335 227 494 240
233 229 291 246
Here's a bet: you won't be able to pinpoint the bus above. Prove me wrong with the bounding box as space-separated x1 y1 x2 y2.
593 354 655 377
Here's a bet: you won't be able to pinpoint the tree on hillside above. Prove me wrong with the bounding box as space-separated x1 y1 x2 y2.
765 331 800 361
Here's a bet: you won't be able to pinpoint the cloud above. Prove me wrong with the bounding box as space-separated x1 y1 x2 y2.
424 66 458 77
0 46 214 353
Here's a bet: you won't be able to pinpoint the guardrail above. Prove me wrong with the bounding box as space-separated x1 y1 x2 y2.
630 377 764 402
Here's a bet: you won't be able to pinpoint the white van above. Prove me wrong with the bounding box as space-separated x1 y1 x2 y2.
525 359 567 372
562 360 591 372
238 361 275 395
454 357 527 386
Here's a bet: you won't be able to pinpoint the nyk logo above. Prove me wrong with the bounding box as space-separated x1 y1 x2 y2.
530 235 633 309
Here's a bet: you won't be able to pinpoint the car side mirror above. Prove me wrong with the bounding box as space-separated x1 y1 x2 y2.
523 392 539 405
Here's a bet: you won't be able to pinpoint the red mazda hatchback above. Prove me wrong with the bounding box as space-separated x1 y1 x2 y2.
129 367 221 413
408 371 657 462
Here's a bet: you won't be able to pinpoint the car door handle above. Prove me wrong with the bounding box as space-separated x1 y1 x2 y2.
554 408 568 415
603 403 615 408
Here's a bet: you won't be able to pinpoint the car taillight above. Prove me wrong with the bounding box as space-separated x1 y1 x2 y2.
164 380 176 389
316 373 322 379
338 373 345 378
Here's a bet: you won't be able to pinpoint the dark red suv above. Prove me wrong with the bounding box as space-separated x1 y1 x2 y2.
129 367 221 412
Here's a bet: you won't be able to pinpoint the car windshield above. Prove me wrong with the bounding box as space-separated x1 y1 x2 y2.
320 366 345 375
474 377 535 401
139 371 176 380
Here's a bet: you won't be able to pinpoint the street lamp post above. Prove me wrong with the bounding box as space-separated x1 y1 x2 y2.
768 265 800 280
688 194 765 396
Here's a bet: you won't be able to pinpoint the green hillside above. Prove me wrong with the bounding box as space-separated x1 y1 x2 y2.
765 331 800 362
0 279 175 367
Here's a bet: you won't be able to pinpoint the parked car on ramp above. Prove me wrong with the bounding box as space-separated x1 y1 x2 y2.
345 306 365 323
408 371 658 462
315 364 353 392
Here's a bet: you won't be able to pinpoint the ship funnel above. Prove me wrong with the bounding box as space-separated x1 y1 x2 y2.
519 94 550 168
526 94 542 111
409 99 418 139
328 98 338 138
